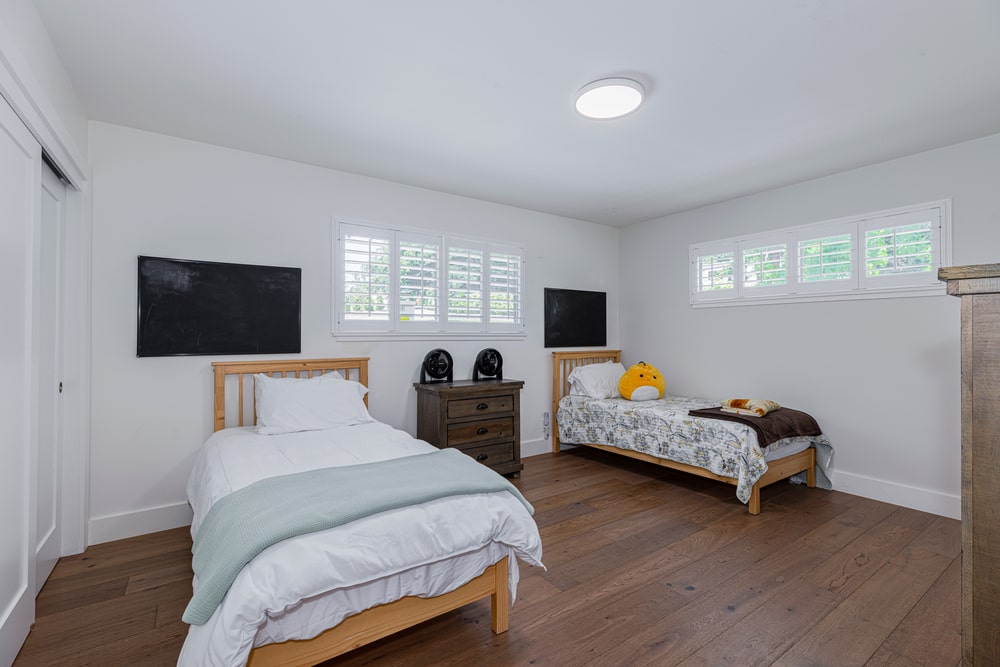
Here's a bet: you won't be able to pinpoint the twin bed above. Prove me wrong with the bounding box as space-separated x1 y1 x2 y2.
181 352 830 666
180 358 542 667
551 350 832 515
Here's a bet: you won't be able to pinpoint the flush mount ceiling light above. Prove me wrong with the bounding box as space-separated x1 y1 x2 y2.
574 77 645 120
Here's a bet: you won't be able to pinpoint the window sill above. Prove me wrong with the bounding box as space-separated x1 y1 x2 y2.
333 331 527 342
690 283 946 308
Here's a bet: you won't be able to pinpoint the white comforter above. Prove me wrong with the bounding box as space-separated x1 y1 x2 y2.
178 423 543 667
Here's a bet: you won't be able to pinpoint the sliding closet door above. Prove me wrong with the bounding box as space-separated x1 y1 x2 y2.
35 164 66 591
0 95 41 665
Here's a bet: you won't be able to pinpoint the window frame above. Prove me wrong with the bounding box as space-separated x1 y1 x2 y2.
333 219 527 340
689 200 951 307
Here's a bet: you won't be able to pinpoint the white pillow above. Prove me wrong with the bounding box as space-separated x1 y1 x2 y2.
567 361 627 399
254 371 373 435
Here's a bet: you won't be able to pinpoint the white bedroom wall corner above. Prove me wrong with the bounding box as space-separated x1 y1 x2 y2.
88 502 194 546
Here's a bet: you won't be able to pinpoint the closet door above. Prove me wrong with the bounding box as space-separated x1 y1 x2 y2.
35 164 66 591
0 95 41 665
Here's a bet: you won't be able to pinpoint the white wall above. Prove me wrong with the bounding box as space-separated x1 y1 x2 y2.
0 0 88 180
621 132 1000 519
87 121 619 543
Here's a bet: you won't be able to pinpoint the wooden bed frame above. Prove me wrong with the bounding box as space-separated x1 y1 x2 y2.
209 358 511 667
551 350 816 515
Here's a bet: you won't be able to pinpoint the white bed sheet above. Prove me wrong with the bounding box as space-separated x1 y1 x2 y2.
179 423 543 667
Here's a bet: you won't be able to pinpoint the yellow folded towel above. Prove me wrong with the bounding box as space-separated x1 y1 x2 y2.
721 398 780 417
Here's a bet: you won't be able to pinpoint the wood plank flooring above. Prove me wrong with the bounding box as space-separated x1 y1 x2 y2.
13 447 961 666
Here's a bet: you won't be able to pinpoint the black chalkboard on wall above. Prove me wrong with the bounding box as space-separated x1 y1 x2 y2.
137 256 301 357
543 287 607 348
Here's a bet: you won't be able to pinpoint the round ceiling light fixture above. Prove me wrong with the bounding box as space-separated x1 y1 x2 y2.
574 77 645 120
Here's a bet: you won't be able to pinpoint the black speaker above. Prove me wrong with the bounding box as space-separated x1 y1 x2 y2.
473 348 503 381
420 348 453 383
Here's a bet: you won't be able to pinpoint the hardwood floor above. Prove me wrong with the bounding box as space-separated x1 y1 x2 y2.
14 447 961 666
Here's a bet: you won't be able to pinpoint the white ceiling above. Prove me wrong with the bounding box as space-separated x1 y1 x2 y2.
33 0 1000 226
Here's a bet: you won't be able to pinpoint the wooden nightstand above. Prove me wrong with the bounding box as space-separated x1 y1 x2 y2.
414 379 524 477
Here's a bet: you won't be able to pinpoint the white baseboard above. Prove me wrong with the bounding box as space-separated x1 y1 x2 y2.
831 470 959 520
521 437 557 459
88 502 193 545
523 439 959 520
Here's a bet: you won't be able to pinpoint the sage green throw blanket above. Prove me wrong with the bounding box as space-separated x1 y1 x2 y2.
182 447 533 625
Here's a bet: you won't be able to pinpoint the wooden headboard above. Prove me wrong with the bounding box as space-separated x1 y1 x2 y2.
551 350 621 452
211 357 370 432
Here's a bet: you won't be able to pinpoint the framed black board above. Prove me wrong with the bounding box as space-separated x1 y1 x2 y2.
543 287 607 348
137 256 301 357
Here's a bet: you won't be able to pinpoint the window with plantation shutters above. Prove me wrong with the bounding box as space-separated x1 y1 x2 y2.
689 200 950 306
794 222 855 294
334 220 525 338
447 244 484 326
743 242 787 289
488 249 523 329
690 245 736 302
398 234 440 327
798 234 851 283
741 234 791 297
860 208 939 289
698 251 735 291
341 227 391 327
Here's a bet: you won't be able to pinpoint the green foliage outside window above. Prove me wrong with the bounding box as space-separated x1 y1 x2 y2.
865 223 932 276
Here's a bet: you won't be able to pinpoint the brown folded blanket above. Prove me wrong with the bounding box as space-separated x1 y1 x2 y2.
687 406 822 447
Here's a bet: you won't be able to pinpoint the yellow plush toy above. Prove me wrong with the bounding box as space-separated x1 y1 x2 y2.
618 361 665 401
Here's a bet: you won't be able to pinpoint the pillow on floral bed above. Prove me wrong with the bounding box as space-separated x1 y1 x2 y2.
567 361 627 399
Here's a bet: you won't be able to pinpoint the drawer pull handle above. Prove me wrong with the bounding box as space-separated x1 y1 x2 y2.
476 453 489 461
476 427 489 435
476 403 489 410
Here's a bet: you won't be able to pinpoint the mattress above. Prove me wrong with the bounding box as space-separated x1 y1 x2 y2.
557 394 833 502
179 422 543 667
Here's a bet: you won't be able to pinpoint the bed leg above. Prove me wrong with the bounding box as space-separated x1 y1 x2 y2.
748 485 761 515
806 448 817 488
490 557 510 634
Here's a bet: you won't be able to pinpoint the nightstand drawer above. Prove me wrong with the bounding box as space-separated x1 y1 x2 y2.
456 442 514 468
448 394 514 419
448 417 514 446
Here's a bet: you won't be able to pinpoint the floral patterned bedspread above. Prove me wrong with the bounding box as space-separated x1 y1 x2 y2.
557 395 833 503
